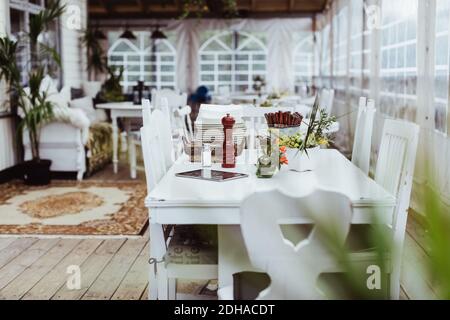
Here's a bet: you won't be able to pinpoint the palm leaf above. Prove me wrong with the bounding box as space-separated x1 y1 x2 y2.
301 94 320 152
39 43 61 67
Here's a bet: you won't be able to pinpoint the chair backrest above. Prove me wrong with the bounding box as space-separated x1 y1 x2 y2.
319 88 335 115
140 106 174 191
352 97 376 175
197 104 244 121
375 119 419 242
142 98 152 127
152 89 188 110
240 189 353 300
173 105 194 141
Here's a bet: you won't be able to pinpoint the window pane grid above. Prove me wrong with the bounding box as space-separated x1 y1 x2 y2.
199 31 267 93
108 32 176 92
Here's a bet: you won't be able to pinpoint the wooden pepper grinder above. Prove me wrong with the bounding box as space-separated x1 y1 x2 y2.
222 113 236 168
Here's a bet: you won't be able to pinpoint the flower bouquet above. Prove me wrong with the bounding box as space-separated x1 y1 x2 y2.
278 95 336 172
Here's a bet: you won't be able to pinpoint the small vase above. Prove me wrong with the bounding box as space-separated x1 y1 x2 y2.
286 146 320 172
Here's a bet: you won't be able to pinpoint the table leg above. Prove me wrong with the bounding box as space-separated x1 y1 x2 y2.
149 220 168 300
218 225 256 289
112 115 119 174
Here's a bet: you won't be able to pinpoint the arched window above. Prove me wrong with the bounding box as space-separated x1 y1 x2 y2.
294 34 314 87
199 31 267 93
108 32 176 92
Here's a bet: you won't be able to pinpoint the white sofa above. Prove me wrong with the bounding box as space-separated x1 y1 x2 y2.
23 81 108 181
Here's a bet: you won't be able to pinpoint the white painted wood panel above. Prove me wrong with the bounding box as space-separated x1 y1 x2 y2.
0 118 17 171
0 0 8 113
60 0 88 87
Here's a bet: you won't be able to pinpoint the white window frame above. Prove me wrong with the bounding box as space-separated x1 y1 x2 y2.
198 31 267 93
294 35 314 86
108 32 177 92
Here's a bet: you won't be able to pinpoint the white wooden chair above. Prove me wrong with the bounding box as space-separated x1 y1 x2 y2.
373 119 420 299
173 105 194 141
218 189 353 300
351 97 376 175
171 105 194 158
129 98 177 178
346 119 420 299
140 99 218 300
213 86 232 104
152 89 188 124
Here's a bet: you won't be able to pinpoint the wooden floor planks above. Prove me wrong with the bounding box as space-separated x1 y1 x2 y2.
0 239 81 299
111 242 149 300
81 236 147 300
52 239 126 300
0 239 59 293
21 239 104 300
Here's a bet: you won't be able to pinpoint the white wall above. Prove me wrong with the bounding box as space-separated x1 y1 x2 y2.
0 118 16 171
0 0 17 171
60 0 88 88
0 0 8 112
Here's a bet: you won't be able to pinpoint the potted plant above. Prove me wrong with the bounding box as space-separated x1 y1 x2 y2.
98 65 125 102
0 0 65 185
279 96 336 172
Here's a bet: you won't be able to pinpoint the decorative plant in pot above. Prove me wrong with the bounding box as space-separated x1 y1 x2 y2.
277 96 336 172
97 65 125 103
0 0 65 185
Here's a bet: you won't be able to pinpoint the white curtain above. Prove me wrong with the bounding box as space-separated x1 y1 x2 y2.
169 18 312 93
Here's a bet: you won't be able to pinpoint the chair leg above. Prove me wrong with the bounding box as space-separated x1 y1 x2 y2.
157 267 169 300
389 264 401 300
168 278 177 300
129 139 137 179
76 170 83 181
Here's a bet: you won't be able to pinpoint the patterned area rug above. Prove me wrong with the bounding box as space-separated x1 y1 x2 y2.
0 180 148 237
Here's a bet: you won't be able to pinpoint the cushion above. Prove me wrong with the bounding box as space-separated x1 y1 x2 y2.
47 93 69 109
82 81 102 99
71 87 85 100
60 86 71 104
69 96 97 124
233 272 271 300
165 226 218 265
39 75 58 95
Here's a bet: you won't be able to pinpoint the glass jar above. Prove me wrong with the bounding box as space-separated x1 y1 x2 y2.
202 144 212 167
256 132 278 178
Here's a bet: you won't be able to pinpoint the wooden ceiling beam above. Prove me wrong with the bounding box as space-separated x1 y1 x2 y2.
289 0 296 11
88 0 327 19
136 0 147 13
100 0 115 14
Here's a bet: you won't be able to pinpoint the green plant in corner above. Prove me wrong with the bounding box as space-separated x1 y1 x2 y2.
0 0 65 184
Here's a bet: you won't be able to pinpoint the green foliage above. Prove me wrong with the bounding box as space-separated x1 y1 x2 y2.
424 186 450 299
81 28 107 79
28 0 66 45
0 0 65 160
0 38 20 85
180 0 238 19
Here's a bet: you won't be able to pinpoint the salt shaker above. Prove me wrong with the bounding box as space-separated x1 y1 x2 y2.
202 144 212 167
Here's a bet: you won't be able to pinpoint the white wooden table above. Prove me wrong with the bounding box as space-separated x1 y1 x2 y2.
97 102 142 174
145 149 396 300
